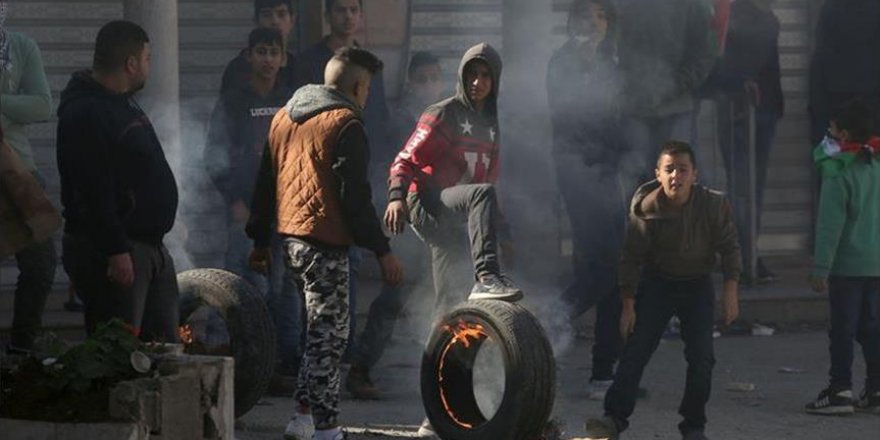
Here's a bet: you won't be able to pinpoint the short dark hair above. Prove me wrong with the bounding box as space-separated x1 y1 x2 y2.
93 21 149 73
657 140 697 169
248 27 284 51
831 98 875 144
324 0 363 13
407 51 440 78
254 0 294 21
332 46 383 75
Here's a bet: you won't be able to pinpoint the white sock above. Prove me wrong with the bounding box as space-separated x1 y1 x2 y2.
314 427 342 440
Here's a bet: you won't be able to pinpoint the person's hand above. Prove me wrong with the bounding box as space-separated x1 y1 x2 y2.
500 240 516 269
722 280 739 326
744 80 761 107
248 247 271 274
384 199 409 235
378 253 403 286
231 200 250 223
620 297 636 342
810 276 828 293
107 253 135 288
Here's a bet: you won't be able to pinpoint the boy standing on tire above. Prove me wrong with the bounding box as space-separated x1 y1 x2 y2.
805 100 880 415
384 43 521 312
585 142 741 440
246 47 402 440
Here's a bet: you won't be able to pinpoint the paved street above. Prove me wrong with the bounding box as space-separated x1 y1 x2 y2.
234 326 879 440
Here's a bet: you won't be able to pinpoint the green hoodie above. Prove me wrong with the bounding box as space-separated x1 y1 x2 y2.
812 150 880 278
0 31 52 172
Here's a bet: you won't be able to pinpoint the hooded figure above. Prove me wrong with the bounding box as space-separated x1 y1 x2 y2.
385 42 521 320
388 43 502 199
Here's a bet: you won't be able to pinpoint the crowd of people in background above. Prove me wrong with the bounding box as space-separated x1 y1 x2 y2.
0 0 879 439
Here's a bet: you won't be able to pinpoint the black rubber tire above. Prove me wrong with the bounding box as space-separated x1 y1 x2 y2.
177 268 276 418
421 300 556 440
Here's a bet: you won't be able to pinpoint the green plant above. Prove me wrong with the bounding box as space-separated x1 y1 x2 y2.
1 319 150 422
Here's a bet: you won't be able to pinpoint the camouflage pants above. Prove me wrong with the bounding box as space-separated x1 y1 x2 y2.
283 238 350 429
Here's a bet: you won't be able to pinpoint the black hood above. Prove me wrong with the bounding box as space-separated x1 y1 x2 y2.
57 70 122 116
455 42 502 117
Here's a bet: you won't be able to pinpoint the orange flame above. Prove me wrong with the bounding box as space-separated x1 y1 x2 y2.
178 324 194 345
437 320 489 429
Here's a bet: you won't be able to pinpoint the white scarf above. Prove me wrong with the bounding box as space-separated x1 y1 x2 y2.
0 1 11 72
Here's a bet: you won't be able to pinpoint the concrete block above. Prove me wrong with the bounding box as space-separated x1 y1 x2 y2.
155 354 235 440
156 373 202 440
109 378 161 433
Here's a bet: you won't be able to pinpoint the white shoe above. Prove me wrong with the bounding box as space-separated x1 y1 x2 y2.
587 379 613 401
314 427 346 440
417 418 439 438
283 413 315 440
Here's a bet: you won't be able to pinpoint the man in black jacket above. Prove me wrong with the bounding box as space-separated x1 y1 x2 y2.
56 21 179 340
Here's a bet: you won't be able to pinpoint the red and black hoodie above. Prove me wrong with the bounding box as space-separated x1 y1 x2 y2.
387 43 503 201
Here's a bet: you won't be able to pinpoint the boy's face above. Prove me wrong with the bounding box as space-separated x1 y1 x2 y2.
248 42 284 81
571 3 609 43
326 0 362 38
655 153 697 204
408 63 443 104
257 4 294 40
828 120 850 142
464 60 492 106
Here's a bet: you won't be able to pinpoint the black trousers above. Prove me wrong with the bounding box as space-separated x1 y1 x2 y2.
10 237 56 349
604 275 716 435
62 234 179 341
408 183 502 314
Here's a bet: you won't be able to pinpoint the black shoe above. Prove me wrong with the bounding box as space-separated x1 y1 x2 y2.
469 274 523 302
584 416 619 440
856 388 880 414
805 387 855 415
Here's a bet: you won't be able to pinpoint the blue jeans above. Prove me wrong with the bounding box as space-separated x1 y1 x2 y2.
827 276 880 392
554 153 626 380
620 113 695 196
225 225 302 372
605 275 716 435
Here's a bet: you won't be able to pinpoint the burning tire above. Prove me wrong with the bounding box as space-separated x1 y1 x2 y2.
177 268 276 418
421 300 556 440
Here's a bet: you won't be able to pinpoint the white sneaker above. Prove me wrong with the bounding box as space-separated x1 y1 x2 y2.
314 427 346 440
283 413 315 440
417 418 439 438
587 379 613 401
